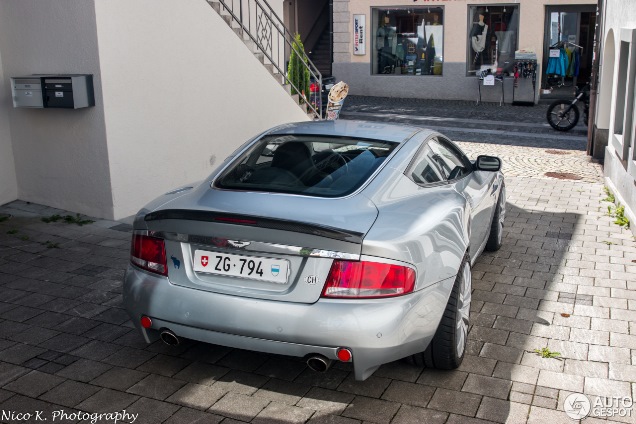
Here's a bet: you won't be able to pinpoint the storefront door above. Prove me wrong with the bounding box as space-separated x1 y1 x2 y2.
542 5 596 98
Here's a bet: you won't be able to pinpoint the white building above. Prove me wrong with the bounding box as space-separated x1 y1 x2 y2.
0 0 312 220
596 0 636 235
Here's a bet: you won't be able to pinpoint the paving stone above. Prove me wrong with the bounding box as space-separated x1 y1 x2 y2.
38 333 91 353
445 414 493 424
546 339 588 360
480 343 524 364
0 362 29 386
163 407 223 424
520 351 564 372
252 402 315 424
55 358 112 382
381 380 435 407
3 369 64 397
610 333 636 350
342 395 401 423
82 322 131 341
588 345 631 364
127 373 187 400
136 353 191 377
492 362 540 385
462 374 512 400
494 316 534 334
0 342 47 365
125 396 181 424
0 305 43 322
216 348 269 372
173 361 229 386
536 369 584 392
69 339 121 361
39 379 101 407
416 369 468 391
337 374 391 398
212 369 269 395
584 377 633 398
476 397 530 424
564 359 608 378
373 360 422 383
90 366 148 391
76 387 140 412
103 346 156 369
253 378 310 405
166 383 226 410
427 388 482 416
208 392 270 421
8 326 60 345
254 357 307 381
298 387 355 415
467 326 509 345
388 405 447 424
457 355 497 376
532 395 558 409
55 316 101 335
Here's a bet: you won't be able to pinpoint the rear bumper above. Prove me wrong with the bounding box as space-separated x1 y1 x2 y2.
123 265 454 380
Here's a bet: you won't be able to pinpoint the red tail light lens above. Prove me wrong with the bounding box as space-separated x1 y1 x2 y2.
131 234 167 276
321 260 415 299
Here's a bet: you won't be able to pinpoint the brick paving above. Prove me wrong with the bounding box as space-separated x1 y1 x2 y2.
0 109 635 423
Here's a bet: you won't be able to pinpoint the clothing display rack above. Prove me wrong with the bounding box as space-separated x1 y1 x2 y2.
512 59 537 105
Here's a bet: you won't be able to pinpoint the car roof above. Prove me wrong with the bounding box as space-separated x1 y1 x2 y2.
267 120 430 144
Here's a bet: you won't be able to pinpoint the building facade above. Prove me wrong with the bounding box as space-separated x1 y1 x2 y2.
0 0 309 220
597 0 636 235
333 0 596 103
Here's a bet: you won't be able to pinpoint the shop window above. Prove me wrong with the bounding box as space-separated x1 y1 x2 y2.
372 7 444 76
467 5 520 76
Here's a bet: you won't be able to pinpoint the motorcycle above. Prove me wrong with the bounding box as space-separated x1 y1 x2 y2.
546 82 590 132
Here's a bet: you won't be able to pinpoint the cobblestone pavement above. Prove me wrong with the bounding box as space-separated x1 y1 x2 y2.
341 96 588 150
0 147 634 423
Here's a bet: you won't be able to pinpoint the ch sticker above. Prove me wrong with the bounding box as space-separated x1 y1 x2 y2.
305 275 318 285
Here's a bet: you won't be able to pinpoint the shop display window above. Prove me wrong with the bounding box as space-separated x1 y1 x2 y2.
467 5 520 76
371 7 444 76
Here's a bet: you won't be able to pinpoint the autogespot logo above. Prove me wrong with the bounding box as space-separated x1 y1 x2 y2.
564 393 591 420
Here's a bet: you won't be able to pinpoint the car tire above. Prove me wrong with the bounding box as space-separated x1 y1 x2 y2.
485 184 505 252
409 254 471 369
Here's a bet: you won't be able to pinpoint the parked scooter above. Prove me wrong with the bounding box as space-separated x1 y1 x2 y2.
546 83 590 131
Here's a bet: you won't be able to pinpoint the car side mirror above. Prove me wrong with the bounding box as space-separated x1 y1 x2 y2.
475 155 502 172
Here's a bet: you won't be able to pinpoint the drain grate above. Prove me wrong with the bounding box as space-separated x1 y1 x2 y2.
545 149 571 155
544 172 582 180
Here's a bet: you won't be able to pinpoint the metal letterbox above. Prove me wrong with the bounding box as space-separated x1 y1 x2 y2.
11 78 44 108
43 75 94 109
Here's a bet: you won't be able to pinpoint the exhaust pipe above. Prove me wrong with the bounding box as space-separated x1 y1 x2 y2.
306 355 333 373
160 329 180 346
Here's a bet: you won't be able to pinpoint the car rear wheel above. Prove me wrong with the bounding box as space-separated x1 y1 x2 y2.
409 254 471 369
485 184 505 252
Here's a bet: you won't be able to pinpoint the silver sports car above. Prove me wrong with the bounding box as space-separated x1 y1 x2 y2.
124 120 505 381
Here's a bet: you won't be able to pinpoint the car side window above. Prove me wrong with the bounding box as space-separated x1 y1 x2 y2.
407 145 445 184
427 138 471 181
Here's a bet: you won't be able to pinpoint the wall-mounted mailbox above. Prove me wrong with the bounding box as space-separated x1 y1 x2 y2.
11 78 44 108
10 74 94 109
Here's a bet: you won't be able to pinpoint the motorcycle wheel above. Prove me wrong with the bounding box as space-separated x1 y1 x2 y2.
547 100 580 131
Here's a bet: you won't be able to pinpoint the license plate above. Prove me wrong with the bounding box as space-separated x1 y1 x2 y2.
193 250 289 284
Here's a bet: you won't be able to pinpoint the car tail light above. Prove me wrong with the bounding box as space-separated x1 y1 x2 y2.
321 260 415 299
131 234 167 276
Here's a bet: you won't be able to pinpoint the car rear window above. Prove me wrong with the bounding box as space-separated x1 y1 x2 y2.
215 135 398 197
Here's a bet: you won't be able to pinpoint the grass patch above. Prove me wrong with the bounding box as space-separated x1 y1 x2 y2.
534 347 561 359
7 229 17 235
43 241 60 249
602 240 615 245
614 205 630 228
19 235 29 241
42 213 94 226
603 186 616 203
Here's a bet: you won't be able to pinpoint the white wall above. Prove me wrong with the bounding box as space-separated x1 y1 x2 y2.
0 45 18 206
601 0 636 236
0 0 114 217
94 0 309 220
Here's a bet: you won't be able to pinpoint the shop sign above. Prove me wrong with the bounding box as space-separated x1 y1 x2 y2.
353 15 366 55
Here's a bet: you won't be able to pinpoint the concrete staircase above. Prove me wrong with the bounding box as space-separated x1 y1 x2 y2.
309 29 332 77
206 0 319 119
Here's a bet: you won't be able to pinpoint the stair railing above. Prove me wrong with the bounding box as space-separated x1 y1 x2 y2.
214 0 323 119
